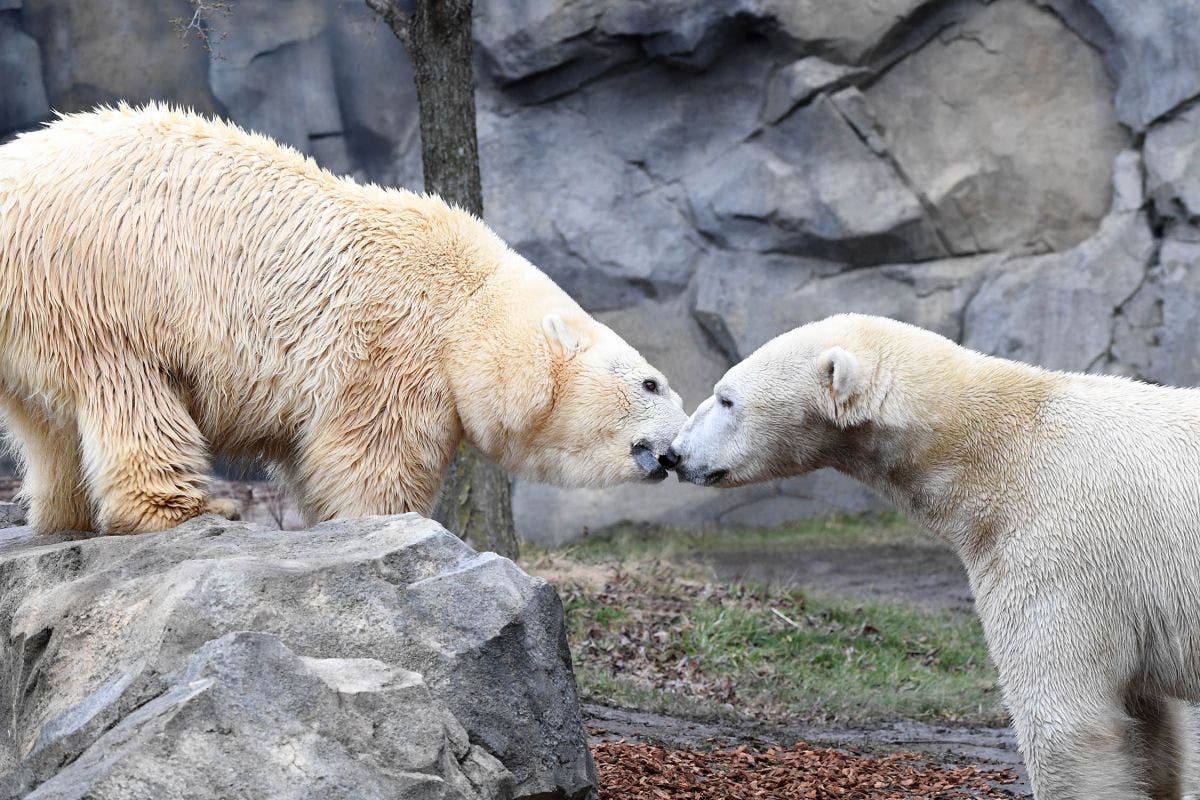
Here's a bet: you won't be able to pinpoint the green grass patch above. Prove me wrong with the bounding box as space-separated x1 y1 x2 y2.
539 549 1003 727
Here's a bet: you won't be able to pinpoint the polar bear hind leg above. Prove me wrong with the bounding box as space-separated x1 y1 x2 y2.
0 393 92 533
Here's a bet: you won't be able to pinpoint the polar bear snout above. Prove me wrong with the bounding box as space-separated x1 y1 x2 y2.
676 464 728 486
622 385 688 483
673 454 729 486
670 396 737 486
632 432 687 482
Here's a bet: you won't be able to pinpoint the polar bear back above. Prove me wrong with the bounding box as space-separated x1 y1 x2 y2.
0 105 491 450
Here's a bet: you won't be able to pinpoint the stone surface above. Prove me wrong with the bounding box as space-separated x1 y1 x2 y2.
19 633 513 800
866 0 1129 255
762 57 866 124
0 515 594 799
694 252 996 363
686 94 944 265
1044 0 1200 131
0 502 23 528
206 0 422 187
480 101 704 311
473 0 927 88
0 13 49 137
963 152 1154 372
208 0 351 172
1145 101 1200 231
21 0 218 115
5 0 1200 539
1111 237 1200 386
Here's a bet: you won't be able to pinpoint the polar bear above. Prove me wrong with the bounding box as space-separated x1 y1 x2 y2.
669 313 1200 800
0 105 686 535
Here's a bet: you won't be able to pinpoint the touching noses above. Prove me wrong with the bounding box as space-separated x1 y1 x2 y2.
658 447 681 470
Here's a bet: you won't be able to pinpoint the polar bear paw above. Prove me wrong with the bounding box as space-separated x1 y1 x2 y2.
203 497 242 521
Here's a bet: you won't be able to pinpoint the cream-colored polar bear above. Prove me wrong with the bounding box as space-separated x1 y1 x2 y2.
670 313 1200 800
0 105 686 535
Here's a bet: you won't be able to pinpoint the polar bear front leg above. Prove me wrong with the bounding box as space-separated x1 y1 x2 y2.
1013 698 1152 799
76 366 215 534
291 391 459 526
1005 667 1154 800
293 432 454 526
1127 695 1187 800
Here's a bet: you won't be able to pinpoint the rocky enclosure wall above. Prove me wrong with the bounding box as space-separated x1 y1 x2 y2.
3 0 1199 544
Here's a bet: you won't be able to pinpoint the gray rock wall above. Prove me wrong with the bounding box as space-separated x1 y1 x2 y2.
3 0 1200 544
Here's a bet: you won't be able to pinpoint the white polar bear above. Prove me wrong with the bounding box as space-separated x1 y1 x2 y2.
0 105 686 534
670 313 1200 800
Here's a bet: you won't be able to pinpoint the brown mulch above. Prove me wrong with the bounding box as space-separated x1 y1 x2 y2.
593 741 1016 800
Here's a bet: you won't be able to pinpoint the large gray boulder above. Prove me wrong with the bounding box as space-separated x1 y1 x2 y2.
0 515 595 799
20 632 512 800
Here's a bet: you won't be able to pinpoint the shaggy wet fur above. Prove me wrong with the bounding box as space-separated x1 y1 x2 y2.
0 105 684 534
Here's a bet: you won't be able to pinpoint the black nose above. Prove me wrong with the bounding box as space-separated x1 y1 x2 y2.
658 447 680 470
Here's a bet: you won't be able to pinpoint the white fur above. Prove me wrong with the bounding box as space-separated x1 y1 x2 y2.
674 313 1200 799
0 105 686 534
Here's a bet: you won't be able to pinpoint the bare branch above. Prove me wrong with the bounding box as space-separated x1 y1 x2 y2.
172 0 232 56
364 0 412 46
251 484 290 530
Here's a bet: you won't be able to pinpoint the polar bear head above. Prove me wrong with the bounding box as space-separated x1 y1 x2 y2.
449 291 687 488
522 312 687 486
670 314 899 487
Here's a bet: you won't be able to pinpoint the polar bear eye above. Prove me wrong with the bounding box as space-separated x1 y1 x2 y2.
718 396 733 409
642 379 659 394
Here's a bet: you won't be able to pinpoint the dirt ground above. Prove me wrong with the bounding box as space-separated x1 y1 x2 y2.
570 531 1031 798
699 542 975 614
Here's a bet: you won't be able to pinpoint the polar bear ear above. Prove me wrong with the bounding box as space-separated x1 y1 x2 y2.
542 313 583 360
818 346 863 408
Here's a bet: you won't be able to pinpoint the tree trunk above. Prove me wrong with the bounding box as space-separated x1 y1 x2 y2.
366 0 518 560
